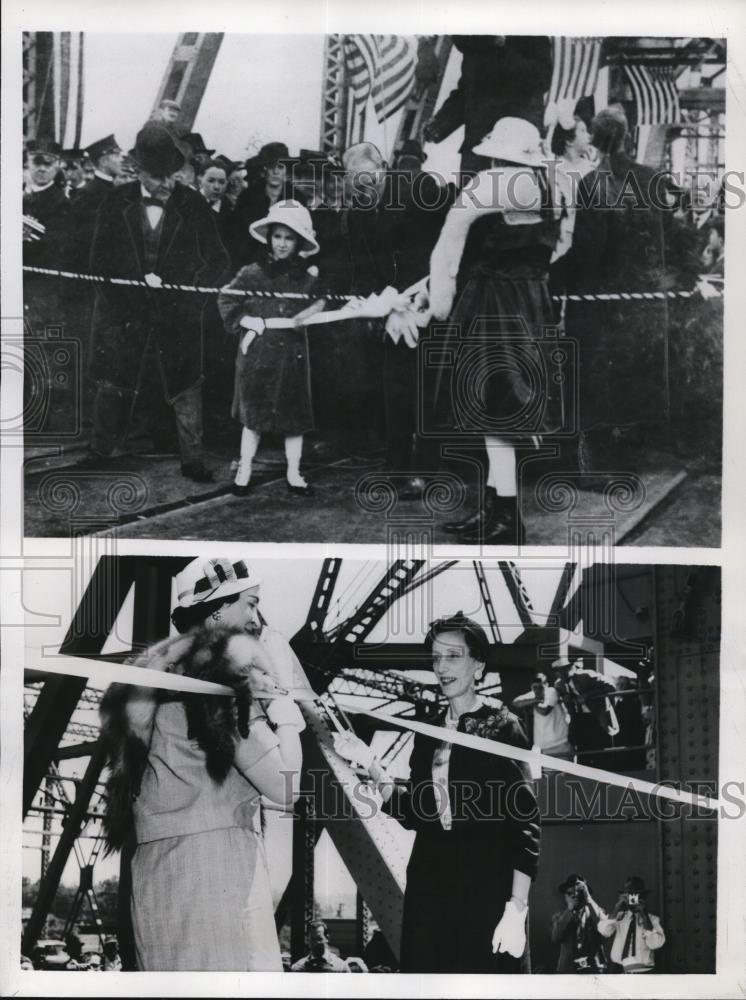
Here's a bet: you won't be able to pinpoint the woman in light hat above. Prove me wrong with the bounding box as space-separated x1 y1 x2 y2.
428 116 563 545
218 199 326 497
100 556 305 970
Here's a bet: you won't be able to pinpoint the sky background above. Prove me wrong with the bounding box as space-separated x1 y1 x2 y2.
75 33 465 178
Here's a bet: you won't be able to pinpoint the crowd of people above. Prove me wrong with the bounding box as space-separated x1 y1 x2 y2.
23 39 724 542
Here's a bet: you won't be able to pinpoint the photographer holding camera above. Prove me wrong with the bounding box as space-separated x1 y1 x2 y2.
511 673 572 758
551 873 610 973
597 876 665 973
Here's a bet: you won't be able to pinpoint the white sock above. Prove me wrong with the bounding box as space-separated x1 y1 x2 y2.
484 435 517 497
285 435 306 487
236 427 260 485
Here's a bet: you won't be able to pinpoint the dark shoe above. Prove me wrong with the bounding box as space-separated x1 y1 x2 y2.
181 461 214 483
287 481 314 497
442 486 497 534
231 481 251 497
397 476 426 501
459 493 526 545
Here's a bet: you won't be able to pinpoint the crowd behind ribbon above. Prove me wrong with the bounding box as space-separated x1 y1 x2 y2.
22 69 725 539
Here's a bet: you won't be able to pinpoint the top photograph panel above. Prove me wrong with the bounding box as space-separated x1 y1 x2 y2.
20 33 725 545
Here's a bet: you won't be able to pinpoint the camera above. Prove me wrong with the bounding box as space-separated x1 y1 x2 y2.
568 879 588 902
627 892 640 906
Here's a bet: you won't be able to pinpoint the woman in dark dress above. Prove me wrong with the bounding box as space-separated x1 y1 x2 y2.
334 613 541 973
429 117 563 544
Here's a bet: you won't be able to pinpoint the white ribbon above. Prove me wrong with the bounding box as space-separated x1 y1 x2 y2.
333 701 720 812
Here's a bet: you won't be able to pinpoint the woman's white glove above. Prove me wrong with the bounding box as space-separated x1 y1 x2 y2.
332 732 376 769
491 899 528 958
265 696 306 732
385 309 419 349
239 315 266 353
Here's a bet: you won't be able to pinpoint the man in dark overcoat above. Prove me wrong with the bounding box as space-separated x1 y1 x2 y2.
67 135 124 413
84 121 231 481
423 35 553 177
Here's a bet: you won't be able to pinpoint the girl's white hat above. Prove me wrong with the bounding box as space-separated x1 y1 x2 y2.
472 116 548 167
175 557 261 608
249 199 320 257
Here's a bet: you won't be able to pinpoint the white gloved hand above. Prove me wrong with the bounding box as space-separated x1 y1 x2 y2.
696 277 721 300
385 310 419 349
332 732 376 769
240 315 266 333
144 272 163 288
240 330 257 354
491 899 528 958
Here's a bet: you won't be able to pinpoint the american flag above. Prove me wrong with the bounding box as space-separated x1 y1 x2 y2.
625 64 682 125
344 34 417 135
547 36 603 111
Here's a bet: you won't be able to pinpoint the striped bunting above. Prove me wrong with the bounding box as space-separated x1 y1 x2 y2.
344 34 417 126
625 64 682 126
548 36 603 109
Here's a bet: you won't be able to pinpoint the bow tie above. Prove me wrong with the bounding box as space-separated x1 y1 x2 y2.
142 197 167 208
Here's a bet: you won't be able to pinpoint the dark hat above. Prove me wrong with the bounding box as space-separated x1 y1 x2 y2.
184 132 215 157
213 154 239 174
61 148 85 163
397 138 426 162
620 876 650 896
299 148 326 163
559 873 586 893
27 137 62 159
84 134 121 162
131 121 185 176
246 141 290 171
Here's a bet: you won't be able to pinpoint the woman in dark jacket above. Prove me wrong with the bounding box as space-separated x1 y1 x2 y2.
334 612 540 973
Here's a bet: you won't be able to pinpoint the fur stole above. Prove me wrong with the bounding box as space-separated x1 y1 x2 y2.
99 625 255 851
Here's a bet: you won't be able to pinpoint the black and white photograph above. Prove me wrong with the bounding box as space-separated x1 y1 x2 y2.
2 1 746 998
17 27 727 545
16 554 724 974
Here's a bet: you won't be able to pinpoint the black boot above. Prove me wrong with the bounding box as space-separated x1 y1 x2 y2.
459 493 526 545
442 487 497 535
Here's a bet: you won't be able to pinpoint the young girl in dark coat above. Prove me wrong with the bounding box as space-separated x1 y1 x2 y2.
218 200 325 496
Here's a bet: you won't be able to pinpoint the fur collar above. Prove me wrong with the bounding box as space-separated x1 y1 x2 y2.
99 625 253 851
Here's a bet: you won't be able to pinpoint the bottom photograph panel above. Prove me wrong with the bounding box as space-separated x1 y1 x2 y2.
21 555 720 975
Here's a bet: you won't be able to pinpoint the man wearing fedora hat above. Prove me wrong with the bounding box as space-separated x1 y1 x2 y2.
82 121 231 481
551 873 610 973
597 876 665 972
67 136 125 416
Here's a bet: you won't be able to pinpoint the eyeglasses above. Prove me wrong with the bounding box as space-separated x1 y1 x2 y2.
30 155 57 167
